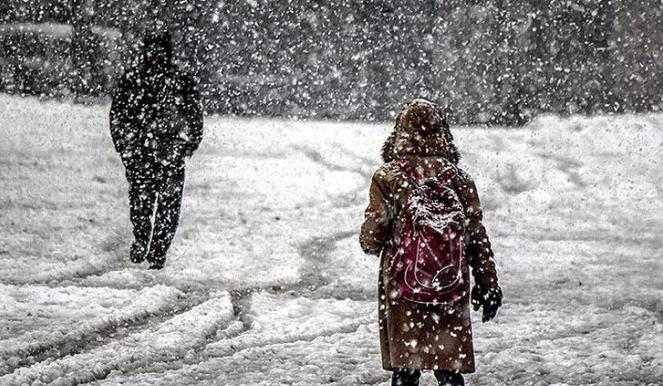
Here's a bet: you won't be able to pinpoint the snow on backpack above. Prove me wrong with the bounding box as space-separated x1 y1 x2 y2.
389 158 469 305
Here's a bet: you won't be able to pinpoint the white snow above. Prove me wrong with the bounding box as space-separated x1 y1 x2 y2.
1 94 663 385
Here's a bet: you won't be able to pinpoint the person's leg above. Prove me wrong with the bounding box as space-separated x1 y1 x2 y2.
392 368 421 386
126 165 157 263
433 370 464 386
148 162 185 269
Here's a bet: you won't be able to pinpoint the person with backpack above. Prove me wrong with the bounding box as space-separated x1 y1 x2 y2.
110 30 203 269
359 100 502 386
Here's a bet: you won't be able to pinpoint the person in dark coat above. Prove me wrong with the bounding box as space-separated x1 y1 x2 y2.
110 31 203 269
360 100 502 386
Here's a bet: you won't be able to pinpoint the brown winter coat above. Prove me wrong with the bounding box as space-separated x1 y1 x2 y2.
359 103 499 373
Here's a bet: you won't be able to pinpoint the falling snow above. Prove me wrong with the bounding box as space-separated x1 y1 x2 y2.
2 1 663 385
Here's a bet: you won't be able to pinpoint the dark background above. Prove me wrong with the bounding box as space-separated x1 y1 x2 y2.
1 0 661 125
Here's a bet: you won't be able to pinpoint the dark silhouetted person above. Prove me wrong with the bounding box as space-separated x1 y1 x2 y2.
110 31 203 269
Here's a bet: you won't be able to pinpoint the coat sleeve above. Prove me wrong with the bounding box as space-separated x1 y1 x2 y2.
359 167 393 255
179 75 204 157
109 74 139 155
455 170 500 291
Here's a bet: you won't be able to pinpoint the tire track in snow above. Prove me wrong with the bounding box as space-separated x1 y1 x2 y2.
0 227 362 381
95 293 372 382
101 315 376 385
298 230 356 290
2 283 308 384
0 263 124 288
0 288 212 378
198 315 374 362
0 292 234 386
105 229 370 381
220 229 363 300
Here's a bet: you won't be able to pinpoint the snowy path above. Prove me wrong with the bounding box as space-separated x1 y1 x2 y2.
1 95 662 386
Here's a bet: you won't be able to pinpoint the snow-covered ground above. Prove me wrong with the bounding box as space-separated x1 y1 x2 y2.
1 94 662 386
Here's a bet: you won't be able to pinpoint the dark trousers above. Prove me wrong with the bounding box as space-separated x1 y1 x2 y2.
392 368 464 386
125 158 185 263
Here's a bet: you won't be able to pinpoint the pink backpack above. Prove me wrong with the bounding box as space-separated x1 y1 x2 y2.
389 158 468 305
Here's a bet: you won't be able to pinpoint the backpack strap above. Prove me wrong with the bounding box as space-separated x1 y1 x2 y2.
394 158 458 184
393 158 423 183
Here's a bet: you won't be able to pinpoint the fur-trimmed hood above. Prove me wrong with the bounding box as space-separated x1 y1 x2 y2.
381 99 460 164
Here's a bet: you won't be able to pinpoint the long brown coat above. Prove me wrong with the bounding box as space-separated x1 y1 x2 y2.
360 110 499 373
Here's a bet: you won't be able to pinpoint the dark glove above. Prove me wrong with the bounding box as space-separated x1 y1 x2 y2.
471 284 502 323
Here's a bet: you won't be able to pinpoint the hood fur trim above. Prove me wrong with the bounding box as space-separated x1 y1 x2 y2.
382 100 460 164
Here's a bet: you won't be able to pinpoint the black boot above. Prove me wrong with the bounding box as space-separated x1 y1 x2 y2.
146 250 166 270
148 260 165 270
392 369 421 386
130 241 148 263
434 370 464 386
